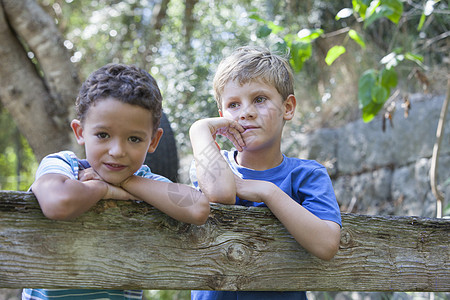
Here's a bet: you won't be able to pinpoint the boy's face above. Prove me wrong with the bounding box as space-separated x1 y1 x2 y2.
220 79 295 152
71 97 162 185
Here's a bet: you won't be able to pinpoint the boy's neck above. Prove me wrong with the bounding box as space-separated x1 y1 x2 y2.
235 147 283 171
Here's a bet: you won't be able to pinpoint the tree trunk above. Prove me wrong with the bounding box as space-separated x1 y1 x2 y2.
0 0 80 161
184 0 199 50
0 0 180 181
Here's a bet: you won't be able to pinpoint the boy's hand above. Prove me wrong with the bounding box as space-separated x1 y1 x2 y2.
202 117 246 151
78 167 102 181
79 168 137 201
234 174 275 203
103 183 137 201
190 118 241 204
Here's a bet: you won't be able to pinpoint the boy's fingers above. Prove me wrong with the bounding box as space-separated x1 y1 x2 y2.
79 168 103 182
79 172 94 181
231 121 245 132
105 184 137 200
229 137 243 152
213 117 244 133
210 117 245 150
224 128 245 151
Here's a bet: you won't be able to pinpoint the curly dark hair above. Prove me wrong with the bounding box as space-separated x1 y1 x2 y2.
75 63 162 133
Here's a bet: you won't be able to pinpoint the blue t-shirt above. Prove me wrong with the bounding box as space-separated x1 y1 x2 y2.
191 150 341 300
24 151 170 300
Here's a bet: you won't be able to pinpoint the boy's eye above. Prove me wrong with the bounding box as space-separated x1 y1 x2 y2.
129 136 142 143
96 132 109 139
255 96 266 104
228 102 239 109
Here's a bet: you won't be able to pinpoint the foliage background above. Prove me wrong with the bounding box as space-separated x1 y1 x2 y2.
0 0 448 298
1 0 448 189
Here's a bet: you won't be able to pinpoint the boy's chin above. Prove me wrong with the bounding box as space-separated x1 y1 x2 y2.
100 174 128 186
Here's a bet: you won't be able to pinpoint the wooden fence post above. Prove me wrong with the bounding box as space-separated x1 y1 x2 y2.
1 190 449 291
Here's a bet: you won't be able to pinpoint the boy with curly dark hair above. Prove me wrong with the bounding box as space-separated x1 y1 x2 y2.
24 63 210 300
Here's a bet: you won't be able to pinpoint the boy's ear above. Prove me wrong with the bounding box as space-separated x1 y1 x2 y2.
147 128 163 154
283 94 296 121
70 119 85 145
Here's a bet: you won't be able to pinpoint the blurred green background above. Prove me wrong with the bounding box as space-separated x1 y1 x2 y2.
0 0 448 299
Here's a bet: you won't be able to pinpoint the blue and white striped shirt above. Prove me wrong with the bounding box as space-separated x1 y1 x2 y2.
22 289 143 300
24 151 170 300
32 151 170 184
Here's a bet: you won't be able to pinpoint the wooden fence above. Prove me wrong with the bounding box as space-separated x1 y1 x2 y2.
1 190 449 292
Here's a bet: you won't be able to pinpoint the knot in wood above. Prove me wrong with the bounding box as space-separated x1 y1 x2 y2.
7 85 21 97
226 242 251 263
339 228 354 248
92 200 118 214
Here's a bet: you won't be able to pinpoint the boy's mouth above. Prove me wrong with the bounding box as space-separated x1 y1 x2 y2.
104 162 126 171
242 125 260 132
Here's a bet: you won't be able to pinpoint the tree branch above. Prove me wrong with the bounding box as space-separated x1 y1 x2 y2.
0 0 77 160
184 0 199 50
142 0 170 67
2 0 79 122
430 78 449 218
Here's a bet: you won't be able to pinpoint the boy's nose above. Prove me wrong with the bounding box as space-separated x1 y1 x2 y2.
239 104 257 120
109 140 126 157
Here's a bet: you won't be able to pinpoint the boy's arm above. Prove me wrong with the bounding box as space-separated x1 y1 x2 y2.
120 176 210 225
31 173 111 220
234 176 341 261
189 118 245 204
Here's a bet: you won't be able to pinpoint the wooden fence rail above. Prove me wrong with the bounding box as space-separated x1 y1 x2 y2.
0 190 449 292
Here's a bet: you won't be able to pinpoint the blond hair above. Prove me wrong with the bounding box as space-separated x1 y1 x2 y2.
213 46 294 109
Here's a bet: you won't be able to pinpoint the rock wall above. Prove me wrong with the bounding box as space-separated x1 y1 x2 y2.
283 94 449 217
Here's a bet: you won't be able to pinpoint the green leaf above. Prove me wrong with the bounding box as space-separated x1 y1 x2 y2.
249 13 265 22
358 69 377 108
381 0 403 23
325 45 346 65
348 29 366 49
371 84 389 104
417 12 426 31
296 28 324 43
362 102 384 122
249 13 284 35
381 67 398 89
283 33 297 45
405 52 424 66
289 41 312 72
364 0 403 28
256 24 272 38
273 41 288 55
290 54 304 73
336 8 353 20
352 0 372 19
358 67 395 122
267 21 284 34
364 7 390 28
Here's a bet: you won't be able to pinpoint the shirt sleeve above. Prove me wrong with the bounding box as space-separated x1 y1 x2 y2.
189 159 200 190
135 165 172 183
35 151 79 181
298 166 342 227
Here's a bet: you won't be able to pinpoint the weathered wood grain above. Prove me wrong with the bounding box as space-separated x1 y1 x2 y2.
0 190 449 291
